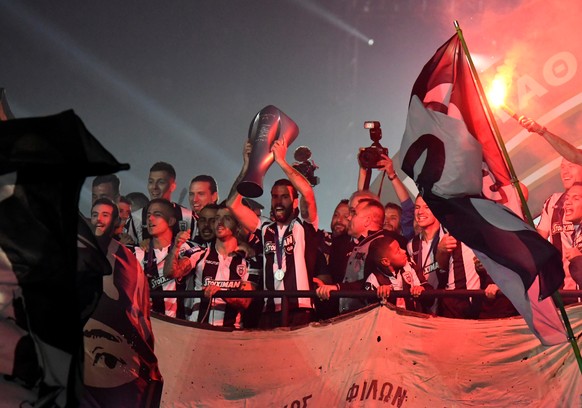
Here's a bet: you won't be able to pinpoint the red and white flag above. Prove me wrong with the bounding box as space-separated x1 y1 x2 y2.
400 34 567 346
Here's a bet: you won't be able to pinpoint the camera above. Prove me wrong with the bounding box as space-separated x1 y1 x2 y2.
292 146 320 186
358 121 388 169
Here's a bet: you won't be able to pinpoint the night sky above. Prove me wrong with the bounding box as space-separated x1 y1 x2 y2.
2 0 576 224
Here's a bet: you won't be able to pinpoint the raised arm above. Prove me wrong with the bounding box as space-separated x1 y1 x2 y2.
271 138 317 224
163 230 193 279
227 139 252 201
520 116 582 165
356 153 411 205
357 163 368 191
377 154 411 204
227 193 260 233
226 139 261 232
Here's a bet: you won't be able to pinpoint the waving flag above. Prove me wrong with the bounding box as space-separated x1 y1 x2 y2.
0 110 133 406
399 34 567 346
0 88 14 120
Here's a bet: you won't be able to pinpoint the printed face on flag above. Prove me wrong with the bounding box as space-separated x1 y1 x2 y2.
84 318 141 388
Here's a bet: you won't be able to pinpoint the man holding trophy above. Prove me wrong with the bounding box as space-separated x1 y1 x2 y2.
227 105 320 329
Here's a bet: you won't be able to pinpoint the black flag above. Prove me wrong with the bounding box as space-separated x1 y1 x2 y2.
0 110 129 406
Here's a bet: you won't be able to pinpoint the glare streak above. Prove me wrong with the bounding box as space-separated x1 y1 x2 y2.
292 0 372 44
0 1 231 167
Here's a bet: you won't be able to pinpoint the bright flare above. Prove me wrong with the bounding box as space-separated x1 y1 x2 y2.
486 75 520 119
487 77 508 108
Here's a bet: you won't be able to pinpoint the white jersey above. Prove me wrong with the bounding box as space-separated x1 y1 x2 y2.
260 218 315 312
134 242 191 318
538 192 577 289
408 226 481 314
181 245 257 328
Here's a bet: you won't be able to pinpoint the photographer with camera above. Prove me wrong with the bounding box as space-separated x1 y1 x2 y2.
357 122 415 240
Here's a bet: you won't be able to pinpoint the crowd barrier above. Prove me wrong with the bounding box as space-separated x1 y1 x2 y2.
150 289 582 326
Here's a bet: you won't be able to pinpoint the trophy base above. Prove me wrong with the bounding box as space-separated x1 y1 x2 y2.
237 181 263 198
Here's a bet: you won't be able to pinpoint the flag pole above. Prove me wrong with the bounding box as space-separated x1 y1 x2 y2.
453 21 532 226
454 20 582 372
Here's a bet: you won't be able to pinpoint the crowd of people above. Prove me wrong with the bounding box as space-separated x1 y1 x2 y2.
82 119 582 332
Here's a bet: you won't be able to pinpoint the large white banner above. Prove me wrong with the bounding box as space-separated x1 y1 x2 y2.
153 303 582 407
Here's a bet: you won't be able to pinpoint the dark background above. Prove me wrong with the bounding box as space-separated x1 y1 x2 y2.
1 0 540 224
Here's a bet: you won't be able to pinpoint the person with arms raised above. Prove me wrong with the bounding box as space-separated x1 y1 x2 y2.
228 138 320 328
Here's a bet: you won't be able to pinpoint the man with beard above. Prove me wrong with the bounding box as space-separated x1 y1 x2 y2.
228 138 319 328
83 198 163 407
325 199 352 282
195 203 219 247
312 199 351 320
164 205 260 327
537 158 582 292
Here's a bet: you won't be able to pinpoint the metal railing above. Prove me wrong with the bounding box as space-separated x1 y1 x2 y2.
150 289 582 327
